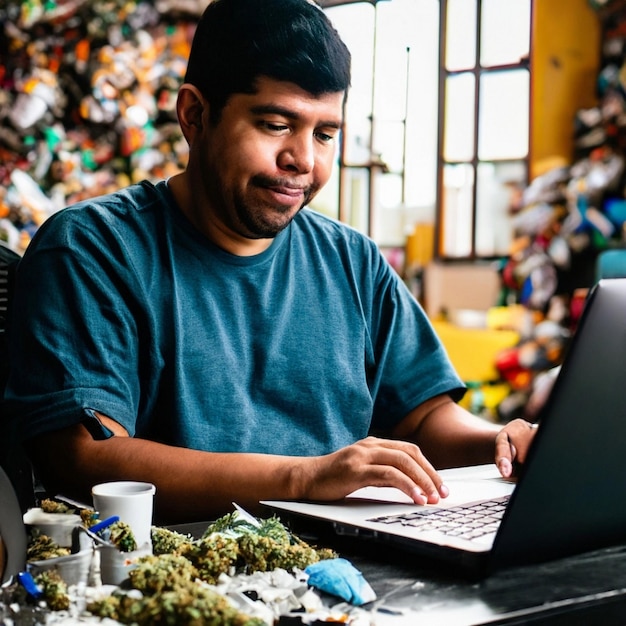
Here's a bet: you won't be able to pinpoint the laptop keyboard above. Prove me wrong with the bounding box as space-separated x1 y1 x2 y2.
366 495 510 541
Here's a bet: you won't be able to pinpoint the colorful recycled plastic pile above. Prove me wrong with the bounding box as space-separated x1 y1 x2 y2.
0 0 203 253
493 11 626 420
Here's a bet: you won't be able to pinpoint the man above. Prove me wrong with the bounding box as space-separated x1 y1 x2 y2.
2 0 535 524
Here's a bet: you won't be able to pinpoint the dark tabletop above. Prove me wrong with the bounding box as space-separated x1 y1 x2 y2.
173 519 626 626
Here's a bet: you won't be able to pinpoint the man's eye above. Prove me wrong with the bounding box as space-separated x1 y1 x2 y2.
316 132 335 143
263 122 288 132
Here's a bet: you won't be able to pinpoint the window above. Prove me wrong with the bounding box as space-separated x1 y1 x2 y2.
437 0 531 258
319 0 531 259
318 0 440 247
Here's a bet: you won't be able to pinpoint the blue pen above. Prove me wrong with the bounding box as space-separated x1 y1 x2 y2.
17 571 43 599
89 515 120 534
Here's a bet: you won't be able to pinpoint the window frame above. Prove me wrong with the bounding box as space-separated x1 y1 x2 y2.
435 0 532 261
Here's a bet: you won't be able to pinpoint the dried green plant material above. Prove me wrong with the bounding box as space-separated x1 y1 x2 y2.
80 509 99 527
151 526 194 555
86 593 122 621
255 515 294 543
88 584 264 626
201 511 337 575
205 511 257 536
237 533 335 573
127 554 199 594
26 533 70 561
90 553 262 625
178 534 240 583
108 521 137 552
39 499 76 515
36 509 338 624
35 570 70 611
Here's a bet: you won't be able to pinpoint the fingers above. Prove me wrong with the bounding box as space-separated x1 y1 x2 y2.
365 437 449 503
326 437 449 505
495 419 538 478
495 433 514 478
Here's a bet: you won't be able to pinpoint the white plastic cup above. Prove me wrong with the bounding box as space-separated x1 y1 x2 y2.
91 481 156 548
97 544 152 585
28 548 93 586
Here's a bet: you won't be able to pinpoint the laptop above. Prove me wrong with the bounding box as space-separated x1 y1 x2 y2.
263 278 626 576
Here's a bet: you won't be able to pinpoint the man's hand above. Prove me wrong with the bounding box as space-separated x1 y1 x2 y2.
495 419 539 478
299 436 450 505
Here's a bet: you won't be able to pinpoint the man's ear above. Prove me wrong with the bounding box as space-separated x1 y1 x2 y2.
176 84 207 143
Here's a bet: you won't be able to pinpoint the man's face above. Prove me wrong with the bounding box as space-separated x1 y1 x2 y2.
194 76 344 244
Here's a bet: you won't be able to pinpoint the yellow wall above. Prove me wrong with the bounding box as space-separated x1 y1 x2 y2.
531 0 601 179
431 320 520 383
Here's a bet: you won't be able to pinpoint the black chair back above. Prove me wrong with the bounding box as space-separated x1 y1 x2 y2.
0 246 36 512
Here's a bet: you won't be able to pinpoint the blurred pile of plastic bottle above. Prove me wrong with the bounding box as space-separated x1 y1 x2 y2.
0 0 206 253
493 6 626 421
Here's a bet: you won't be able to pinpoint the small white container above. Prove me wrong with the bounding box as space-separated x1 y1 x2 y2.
23 508 82 548
28 548 93 586
98 542 152 585
92 481 156 548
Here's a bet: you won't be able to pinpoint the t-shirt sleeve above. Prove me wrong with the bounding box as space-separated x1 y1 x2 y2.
3 209 144 442
367 252 466 432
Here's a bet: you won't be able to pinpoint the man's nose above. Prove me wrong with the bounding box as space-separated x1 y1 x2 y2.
278 135 315 173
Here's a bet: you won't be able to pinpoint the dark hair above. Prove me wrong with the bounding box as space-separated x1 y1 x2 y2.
184 0 351 122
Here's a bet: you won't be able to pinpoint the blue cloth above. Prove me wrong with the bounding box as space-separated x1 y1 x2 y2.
305 558 376 605
3 180 464 454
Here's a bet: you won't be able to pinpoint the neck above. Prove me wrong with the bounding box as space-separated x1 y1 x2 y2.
167 173 274 257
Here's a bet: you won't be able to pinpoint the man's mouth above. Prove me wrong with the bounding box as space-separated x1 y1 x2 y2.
267 184 306 200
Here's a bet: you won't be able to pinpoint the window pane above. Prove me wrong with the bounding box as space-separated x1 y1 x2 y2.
475 161 526 256
310 161 340 220
445 0 477 71
327 0 440 230
377 120 405 174
480 0 531 67
326 4 375 165
372 172 407 246
444 73 475 162
442 163 474 257
342 168 370 232
478 70 529 160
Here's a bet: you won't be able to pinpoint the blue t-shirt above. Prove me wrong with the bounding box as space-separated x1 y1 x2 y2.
4 180 464 455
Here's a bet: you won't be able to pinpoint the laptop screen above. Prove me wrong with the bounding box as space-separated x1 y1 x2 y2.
492 278 626 569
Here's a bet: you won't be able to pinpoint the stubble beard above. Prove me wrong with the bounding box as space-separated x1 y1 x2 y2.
232 176 316 240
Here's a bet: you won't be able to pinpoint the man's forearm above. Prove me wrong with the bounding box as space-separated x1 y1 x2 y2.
393 396 500 469
27 424 305 523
